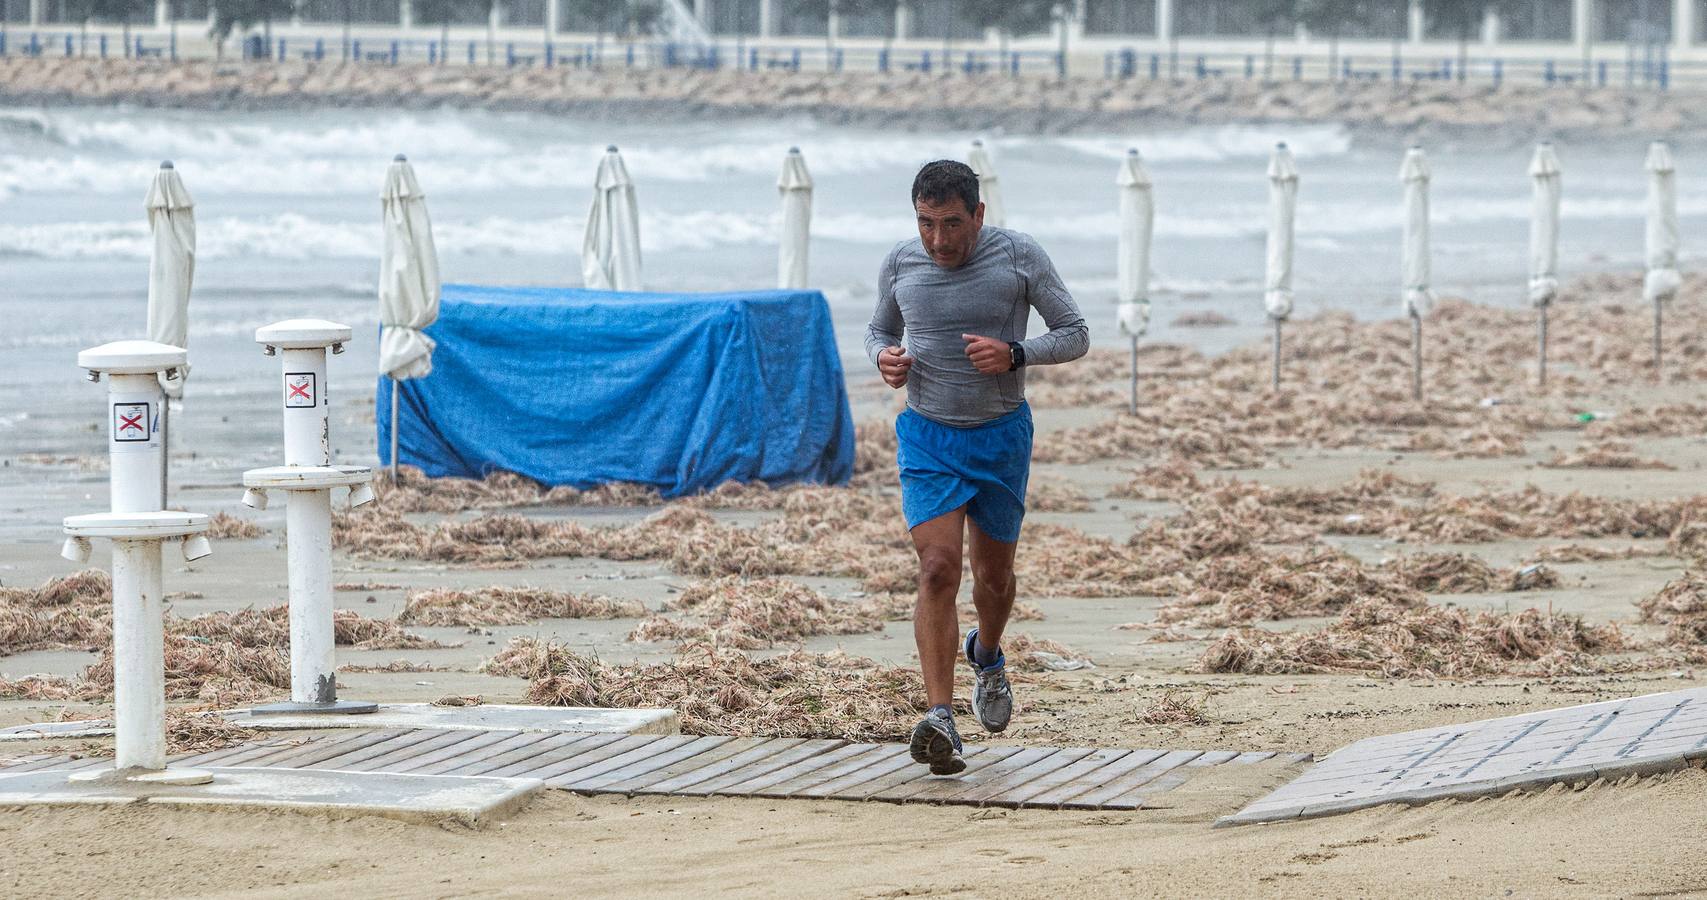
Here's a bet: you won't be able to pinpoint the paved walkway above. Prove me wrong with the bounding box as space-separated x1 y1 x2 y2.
1222 687 1707 827
2 728 1308 811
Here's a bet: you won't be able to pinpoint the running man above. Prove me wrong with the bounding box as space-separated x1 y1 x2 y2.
866 160 1089 774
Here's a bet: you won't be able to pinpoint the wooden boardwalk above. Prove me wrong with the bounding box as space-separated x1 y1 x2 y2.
1222 687 1707 826
0 728 1308 811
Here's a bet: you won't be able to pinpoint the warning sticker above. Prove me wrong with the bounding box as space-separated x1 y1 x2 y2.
285 373 317 408
113 402 150 442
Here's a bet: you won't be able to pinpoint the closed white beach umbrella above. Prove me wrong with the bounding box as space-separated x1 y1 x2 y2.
968 139 1005 228
379 153 442 479
777 147 813 290
146 161 195 399
1400 146 1433 401
1115 148 1153 415
1528 142 1562 387
1265 142 1299 389
583 145 643 291
1644 140 1680 373
145 160 194 507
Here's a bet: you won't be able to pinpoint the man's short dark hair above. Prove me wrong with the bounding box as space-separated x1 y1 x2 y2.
911 160 980 215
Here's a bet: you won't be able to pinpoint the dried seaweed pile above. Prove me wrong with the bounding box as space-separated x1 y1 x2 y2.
1637 574 1707 644
1200 598 1627 678
1035 276 1707 470
629 577 882 649
205 512 265 540
1378 553 1559 593
483 638 942 741
858 592 1046 625
173 607 446 651
0 570 112 654
375 467 661 514
1137 691 1210 726
398 587 647 626
1153 548 1424 628
1542 440 1674 471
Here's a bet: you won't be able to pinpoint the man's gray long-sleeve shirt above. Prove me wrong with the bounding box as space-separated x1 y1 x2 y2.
865 226 1089 428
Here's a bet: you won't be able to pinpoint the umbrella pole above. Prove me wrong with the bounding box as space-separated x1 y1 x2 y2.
1128 336 1138 416
389 378 399 482
1654 299 1664 380
1410 315 1422 402
1271 318 1282 391
1537 306 1548 390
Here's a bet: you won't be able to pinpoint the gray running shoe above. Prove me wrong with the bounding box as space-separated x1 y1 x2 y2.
909 708 966 775
965 628 1013 734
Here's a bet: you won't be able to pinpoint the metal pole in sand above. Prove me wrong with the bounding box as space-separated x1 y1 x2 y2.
63 340 212 785
390 377 400 482
1129 336 1138 415
1537 306 1548 390
1271 318 1282 390
1411 314 1422 402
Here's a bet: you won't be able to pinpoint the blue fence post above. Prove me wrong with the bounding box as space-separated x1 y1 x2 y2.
389 40 398 64
1245 55 1254 79
1150 53 1159 79
506 43 515 66
1343 56 1352 79
834 48 843 72
1392 52 1401 82
1442 58 1451 80
65 34 73 57
1544 59 1554 83
352 39 360 61
0 33 7 56
136 36 144 58
1194 54 1205 79
1102 51 1111 79
1660 59 1669 90
277 38 285 60
31 33 40 56
545 43 553 68
1493 58 1502 87
791 47 800 71
1293 55 1302 80
428 41 436 64
921 50 930 73
468 41 475 64
169 33 176 61
878 47 888 73
749 47 758 69
626 43 634 67
98 34 106 58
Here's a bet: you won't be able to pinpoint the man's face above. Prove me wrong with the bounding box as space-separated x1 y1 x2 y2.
915 195 984 269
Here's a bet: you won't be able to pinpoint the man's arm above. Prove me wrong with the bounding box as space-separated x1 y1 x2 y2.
865 248 905 366
1015 236 1089 366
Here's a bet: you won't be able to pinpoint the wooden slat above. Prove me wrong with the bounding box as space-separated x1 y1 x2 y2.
238 730 402 770
521 735 667 782
825 747 994 802
343 729 489 773
1018 749 1165 809
550 736 703 789
383 730 517 774
637 739 806 795
1058 750 1204 810
1004 749 1134 809
952 748 1096 806
1102 769 1195 810
565 737 733 794
682 740 847 798
1186 750 1241 767
307 729 450 771
789 745 915 800
481 733 622 779
0 754 78 774
194 736 312 768
718 742 879 797
174 738 293 768
875 746 1031 804
597 738 772 794
409 732 560 776
436 733 588 778
1228 751 1277 765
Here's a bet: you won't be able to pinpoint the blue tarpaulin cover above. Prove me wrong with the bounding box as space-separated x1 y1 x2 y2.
377 284 856 496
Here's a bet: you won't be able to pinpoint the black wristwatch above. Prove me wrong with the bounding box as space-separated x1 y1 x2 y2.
1007 342 1025 371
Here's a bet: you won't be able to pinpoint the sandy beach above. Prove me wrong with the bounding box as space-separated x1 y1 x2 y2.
5 263 1707 893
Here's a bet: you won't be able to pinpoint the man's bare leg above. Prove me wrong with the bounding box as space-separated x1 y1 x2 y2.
967 518 1017 654
909 506 967 709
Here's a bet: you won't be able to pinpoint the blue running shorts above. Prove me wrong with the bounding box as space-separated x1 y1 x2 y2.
895 402 1033 544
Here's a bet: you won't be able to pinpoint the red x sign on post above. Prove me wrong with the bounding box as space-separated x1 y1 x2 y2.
119 413 144 432
285 373 316 408
112 402 150 443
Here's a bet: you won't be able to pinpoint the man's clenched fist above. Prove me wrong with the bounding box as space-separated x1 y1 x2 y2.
962 333 1009 375
878 345 913 389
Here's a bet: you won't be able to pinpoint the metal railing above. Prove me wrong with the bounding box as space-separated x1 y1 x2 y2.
0 27 1686 91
